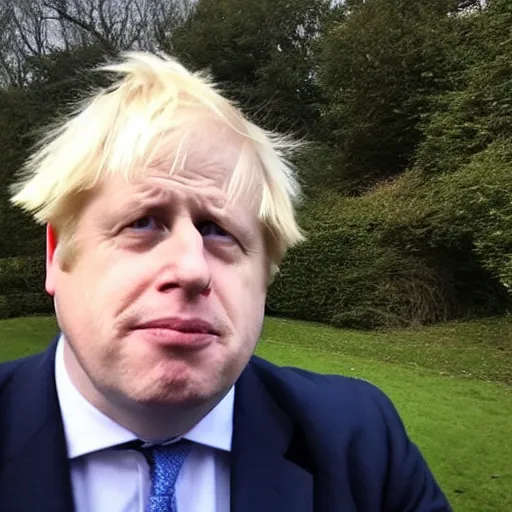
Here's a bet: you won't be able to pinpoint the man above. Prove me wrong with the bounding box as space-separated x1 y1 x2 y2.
0 52 451 511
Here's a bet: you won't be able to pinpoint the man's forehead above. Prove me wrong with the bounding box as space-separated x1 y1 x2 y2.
94 164 259 219
88 119 262 215
147 125 247 187
135 173 231 213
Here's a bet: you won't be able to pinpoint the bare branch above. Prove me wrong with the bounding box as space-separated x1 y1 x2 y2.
43 1 117 54
0 0 194 86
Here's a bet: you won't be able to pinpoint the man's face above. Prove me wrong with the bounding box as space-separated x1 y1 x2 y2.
47 129 268 413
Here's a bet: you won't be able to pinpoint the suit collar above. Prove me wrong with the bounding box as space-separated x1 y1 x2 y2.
0 340 74 512
230 358 313 512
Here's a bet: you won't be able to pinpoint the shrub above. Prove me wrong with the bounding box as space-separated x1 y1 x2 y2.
427 140 512 292
268 225 456 329
0 256 46 294
0 256 51 319
268 168 509 329
0 293 53 319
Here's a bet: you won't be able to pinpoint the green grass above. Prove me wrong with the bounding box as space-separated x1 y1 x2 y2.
0 316 59 359
260 316 512 386
1 315 511 511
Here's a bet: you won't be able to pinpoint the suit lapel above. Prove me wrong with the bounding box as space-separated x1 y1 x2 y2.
230 361 313 512
0 341 74 512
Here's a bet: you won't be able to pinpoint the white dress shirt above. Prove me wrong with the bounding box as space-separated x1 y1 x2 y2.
55 337 233 512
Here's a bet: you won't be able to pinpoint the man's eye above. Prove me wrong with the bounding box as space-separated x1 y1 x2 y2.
127 216 160 231
197 220 233 240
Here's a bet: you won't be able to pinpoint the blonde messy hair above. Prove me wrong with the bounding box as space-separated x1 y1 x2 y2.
10 51 304 272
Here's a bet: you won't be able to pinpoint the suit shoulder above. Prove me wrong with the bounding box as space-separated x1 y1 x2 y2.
251 355 386 394
249 355 395 419
248 357 452 510
0 354 41 391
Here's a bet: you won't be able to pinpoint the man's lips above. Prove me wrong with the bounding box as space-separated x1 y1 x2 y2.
131 317 220 349
134 317 219 335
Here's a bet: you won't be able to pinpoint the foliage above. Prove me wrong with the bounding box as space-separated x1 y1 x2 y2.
0 0 511 327
425 141 512 291
25 45 112 90
414 0 512 175
269 171 509 328
317 0 459 189
0 45 111 258
170 0 332 134
268 227 449 329
0 293 53 319
0 86 47 257
292 142 347 195
0 256 46 293
267 0 512 328
0 256 51 319
268 190 444 329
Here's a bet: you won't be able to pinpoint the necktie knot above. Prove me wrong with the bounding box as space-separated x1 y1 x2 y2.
142 440 191 512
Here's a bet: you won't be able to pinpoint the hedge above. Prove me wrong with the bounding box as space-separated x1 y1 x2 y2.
0 293 53 319
426 140 512 293
0 256 46 294
267 170 510 329
267 228 455 329
0 256 52 318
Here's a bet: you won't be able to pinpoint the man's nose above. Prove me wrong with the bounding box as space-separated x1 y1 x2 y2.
154 219 211 297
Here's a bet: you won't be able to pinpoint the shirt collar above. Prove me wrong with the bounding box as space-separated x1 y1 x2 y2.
54 335 234 459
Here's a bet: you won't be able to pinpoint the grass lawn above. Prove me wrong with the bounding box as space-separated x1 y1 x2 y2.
1 315 511 511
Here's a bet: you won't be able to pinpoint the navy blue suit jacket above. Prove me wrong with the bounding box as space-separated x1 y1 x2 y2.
0 339 452 511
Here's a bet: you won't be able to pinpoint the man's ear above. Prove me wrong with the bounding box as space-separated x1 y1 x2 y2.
45 224 58 295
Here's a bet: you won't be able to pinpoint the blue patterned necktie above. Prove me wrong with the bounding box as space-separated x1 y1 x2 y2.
142 440 192 512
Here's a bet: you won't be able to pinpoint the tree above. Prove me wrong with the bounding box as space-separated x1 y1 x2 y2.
41 0 152 54
0 0 193 87
169 0 333 135
0 0 51 87
414 0 512 175
317 0 460 190
0 45 113 257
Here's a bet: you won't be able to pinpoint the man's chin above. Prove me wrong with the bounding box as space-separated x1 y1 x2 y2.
127 375 215 409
